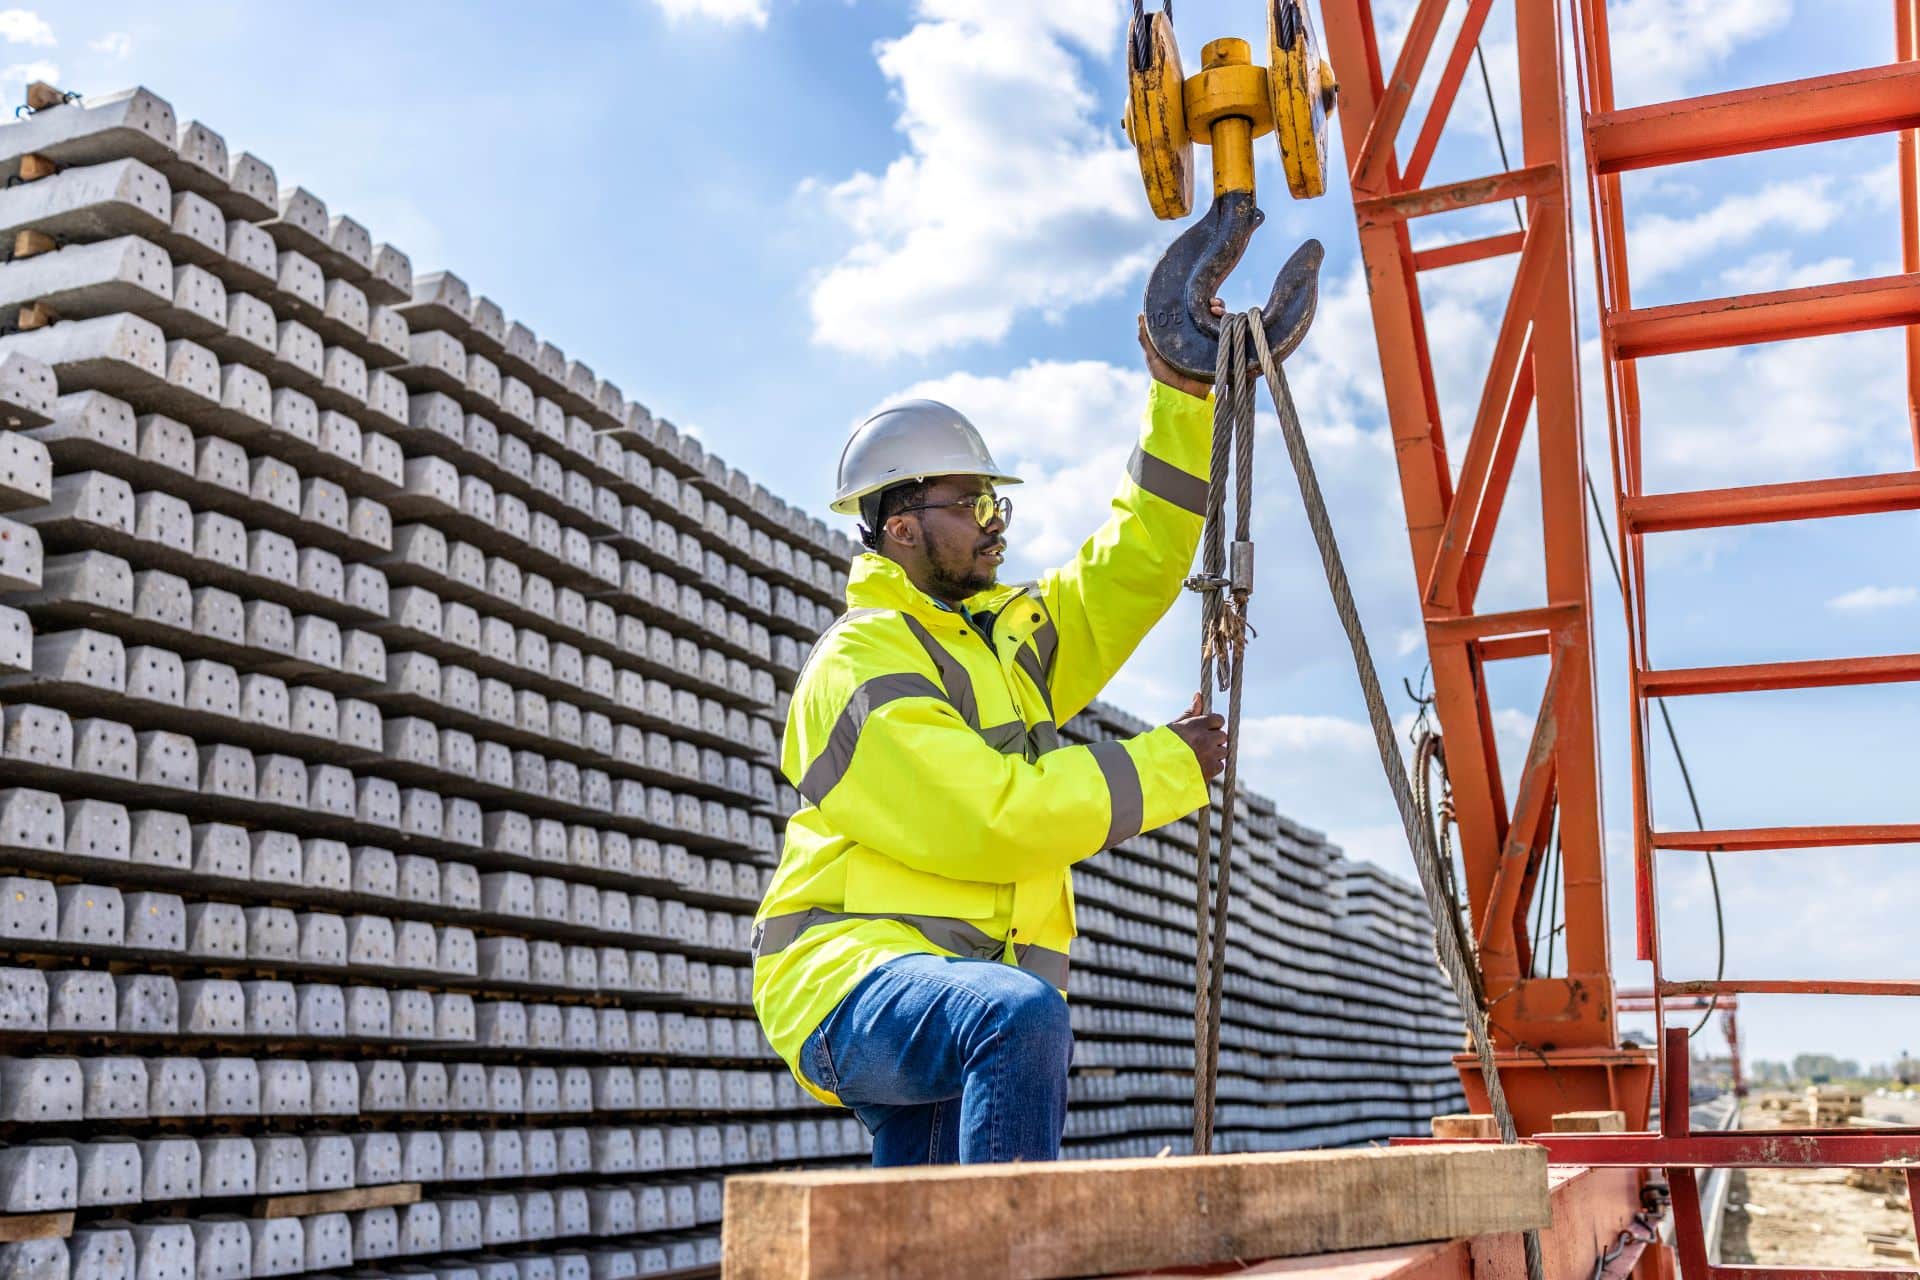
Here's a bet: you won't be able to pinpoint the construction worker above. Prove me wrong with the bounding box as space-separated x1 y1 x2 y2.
751 313 1231 1166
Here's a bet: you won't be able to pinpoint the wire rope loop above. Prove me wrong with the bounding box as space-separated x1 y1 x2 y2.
1191 310 1259 1155
1240 307 1546 1280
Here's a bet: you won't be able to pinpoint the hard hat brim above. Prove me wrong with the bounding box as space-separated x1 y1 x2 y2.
828 469 1024 516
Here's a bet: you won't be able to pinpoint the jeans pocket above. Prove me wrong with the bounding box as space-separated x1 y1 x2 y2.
799 1024 840 1094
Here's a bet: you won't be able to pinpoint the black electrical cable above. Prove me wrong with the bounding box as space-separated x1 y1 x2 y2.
1582 468 1725 1038
1474 42 1526 232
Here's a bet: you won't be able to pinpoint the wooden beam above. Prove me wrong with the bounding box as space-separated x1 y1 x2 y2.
721 1146 1550 1280
252 1182 420 1219
1552 1110 1626 1132
1431 1113 1500 1138
0 1213 71 1244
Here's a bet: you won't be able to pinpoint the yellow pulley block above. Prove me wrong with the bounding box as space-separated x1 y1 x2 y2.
1267 0 1337 200
1124 9 1193 221
1126 3 1329 382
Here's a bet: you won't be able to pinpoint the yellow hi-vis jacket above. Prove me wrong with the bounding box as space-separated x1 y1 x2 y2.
753 381 1216 1105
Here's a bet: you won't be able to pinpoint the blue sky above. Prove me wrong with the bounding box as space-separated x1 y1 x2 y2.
14 0 1919 1066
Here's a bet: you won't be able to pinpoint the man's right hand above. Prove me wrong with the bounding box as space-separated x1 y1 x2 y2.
1138 301 1225 400
1168 694 1228 781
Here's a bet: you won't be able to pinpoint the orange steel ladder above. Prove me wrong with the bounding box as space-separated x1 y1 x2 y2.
1321 0 1920 1271
1546 2 1920 1275
1321 0 1657 1145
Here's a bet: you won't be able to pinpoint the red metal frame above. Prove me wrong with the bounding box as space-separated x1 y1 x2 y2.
1320 0 1652 1136
1618 990 1744 1097
1324 0 1920 1272
1567 0 1920 1268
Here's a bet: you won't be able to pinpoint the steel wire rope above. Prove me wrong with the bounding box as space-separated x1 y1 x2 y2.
1131 0 1173 72
1243 312 1545 1280
1190 312 1256 1156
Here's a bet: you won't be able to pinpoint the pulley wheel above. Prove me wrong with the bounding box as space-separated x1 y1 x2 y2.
1126 9 1193 221
1267 0 1333 200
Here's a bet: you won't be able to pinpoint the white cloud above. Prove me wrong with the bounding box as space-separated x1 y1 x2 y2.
1719 251 1855 294
0 10 52 47
804 0 1155 357
1828 585 1918 612
88 32 131 58
0 59 57 93
1628 325 1908 493
1628 180 1841 285
1240 713 1377 756
649 0 768 26
1490 706 1536 744
1602 0 1793 106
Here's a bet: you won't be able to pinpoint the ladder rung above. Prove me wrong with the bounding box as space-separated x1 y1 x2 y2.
1642 652 1920 696
1609 272 1920 359
1623 470 1920 531
1590 61 1920 173
1353 163 1559 228
1663 978 1920 997
1708 1269 1920 1280
1656 823 1920 851
1413 231 1525 272
1423 602 1581 645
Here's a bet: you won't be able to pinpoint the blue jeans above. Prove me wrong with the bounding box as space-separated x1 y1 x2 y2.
798 953 1073 1166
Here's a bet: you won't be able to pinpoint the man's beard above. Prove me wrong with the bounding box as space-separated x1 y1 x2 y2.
927 536 997 600
927 560 996 600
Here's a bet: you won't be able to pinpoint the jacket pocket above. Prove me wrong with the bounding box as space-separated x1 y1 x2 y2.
843 847 999 920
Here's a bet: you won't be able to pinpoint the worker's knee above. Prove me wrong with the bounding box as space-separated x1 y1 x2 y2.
974 968 1072 1065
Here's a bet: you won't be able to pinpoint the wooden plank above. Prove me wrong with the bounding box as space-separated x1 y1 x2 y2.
1551 1110 1626 1132
1430 1114 1499 1139
1128 1242 1453 1279
252 1182 420 1219
721 1145 1549 1280
0 1212 71 1244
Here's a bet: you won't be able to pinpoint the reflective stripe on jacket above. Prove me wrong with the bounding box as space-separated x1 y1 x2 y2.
752 381 1215 1106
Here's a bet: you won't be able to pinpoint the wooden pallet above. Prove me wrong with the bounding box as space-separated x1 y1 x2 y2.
0 1212 72 1244
251 1182 421 1220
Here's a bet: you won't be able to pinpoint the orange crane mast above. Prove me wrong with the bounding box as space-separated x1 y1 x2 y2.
1312 0 1920 1272
1318 0 1652 1134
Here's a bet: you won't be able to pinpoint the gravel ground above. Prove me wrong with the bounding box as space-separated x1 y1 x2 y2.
1718 1098 1918 1268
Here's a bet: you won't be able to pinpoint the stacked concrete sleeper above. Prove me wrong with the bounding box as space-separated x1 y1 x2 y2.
0 85 1464 1280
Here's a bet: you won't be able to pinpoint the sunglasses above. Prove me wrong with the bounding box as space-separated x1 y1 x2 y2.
894 493 1013 529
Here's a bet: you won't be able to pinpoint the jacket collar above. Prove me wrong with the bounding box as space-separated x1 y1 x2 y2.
845 553 1024 625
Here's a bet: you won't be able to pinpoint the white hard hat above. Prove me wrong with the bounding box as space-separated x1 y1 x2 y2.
830 399 1022 516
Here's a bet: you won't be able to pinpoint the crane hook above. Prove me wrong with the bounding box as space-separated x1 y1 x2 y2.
1145 219 1322 381
1125 3 1333 380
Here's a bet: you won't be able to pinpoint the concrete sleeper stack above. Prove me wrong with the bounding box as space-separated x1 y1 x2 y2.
0 83 1461 1280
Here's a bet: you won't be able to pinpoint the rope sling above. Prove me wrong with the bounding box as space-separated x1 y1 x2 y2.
1186 308 1544 1280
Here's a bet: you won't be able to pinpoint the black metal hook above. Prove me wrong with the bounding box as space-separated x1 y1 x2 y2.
1142 193 1322 381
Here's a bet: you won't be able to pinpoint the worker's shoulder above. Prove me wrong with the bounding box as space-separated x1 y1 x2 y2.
792 606 915 688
